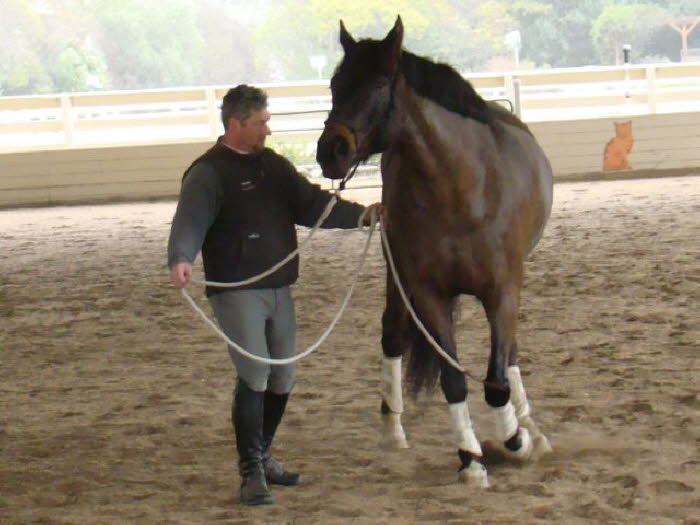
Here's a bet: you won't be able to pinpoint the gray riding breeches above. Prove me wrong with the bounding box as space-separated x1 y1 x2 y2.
208 287 296 393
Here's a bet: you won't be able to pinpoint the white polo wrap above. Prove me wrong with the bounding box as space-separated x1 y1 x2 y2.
491 401 519 442
381 356 404 413
506 365 531 419
448 401 482 456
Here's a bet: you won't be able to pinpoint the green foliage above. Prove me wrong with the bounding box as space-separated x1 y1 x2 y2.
51 46 106 92
251 0 433 80
591 3 670 64
512 0 606 67
0 0 51 95
252 0 318 80
252 0 519 78
195 0 257 85
1 0 697 96
656 0 699 16
92 0 204 89
267 137 318 165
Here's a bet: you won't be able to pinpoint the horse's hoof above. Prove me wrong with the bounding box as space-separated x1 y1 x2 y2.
458 460 490 488
518 416 553 460
481 428 534 464
379 430 410 450
531 433 553 460
380 436 410 450
505 427 533 462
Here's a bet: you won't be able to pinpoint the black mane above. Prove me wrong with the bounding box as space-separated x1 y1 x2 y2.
337 40 493 125
400 51 493 125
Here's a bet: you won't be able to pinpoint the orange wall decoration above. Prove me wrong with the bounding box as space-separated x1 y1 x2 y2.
603 121 633 171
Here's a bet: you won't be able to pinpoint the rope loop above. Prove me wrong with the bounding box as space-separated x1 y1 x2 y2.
181 202 378 365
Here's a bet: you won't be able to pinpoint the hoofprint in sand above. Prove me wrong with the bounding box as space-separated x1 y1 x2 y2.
1 175 698 523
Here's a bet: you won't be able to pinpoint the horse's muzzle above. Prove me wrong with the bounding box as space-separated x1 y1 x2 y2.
316 125 355 180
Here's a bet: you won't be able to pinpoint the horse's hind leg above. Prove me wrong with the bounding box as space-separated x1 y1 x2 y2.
483 285 550 461
379 277 409 449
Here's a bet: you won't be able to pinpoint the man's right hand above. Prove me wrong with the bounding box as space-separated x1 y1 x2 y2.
170 262 193 289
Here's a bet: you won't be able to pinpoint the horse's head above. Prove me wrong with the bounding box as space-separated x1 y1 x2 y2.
316 16 404 180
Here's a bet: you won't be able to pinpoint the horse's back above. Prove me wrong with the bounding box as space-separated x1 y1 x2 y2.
488 107 553 253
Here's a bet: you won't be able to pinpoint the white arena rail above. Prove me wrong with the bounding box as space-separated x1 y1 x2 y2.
0 63 698 208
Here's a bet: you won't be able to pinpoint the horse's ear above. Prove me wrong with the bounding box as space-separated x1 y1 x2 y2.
339 20 356 53
380 15 404 74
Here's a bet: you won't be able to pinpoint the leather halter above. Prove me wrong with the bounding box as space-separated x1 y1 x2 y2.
324 72 399 190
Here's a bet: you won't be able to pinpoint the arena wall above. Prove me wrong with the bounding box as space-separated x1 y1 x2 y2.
1 111 698 209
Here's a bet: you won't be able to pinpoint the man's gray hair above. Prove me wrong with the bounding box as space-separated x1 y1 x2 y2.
221 84 268 129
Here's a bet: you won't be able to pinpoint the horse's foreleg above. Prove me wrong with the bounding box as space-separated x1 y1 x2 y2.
415 293 489 487
380 355 408 449
379 278 409 449
446 389 489 487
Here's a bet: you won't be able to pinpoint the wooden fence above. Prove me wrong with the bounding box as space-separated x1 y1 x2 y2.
1 62 699 208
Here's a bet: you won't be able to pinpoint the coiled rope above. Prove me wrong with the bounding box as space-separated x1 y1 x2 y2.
180 194 378 365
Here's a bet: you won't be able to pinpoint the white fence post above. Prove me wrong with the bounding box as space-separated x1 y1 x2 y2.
60 94 74 147
504 74 514 104
512 77 522 118
646 66 657 114
206 87 220 139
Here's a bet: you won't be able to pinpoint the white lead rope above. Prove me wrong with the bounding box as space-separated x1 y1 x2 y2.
181 202 378 365
379 227 466 373
179 191 463 373
190 195 339 288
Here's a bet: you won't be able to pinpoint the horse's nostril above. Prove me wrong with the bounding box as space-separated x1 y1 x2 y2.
333 136 348 158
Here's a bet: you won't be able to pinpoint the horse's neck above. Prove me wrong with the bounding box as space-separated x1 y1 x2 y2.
403 93 470 158
392 92 488 189
383 92 492 225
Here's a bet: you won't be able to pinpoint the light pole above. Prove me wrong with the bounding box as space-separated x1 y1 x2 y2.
623 44 631 103
309 54 327 80
505 30 521 70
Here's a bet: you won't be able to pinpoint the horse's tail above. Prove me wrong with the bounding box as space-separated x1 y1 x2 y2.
405 305 443 396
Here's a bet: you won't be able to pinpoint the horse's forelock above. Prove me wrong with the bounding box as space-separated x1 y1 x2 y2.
335 42 399 96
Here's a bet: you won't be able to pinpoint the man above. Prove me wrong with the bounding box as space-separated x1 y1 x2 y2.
168 84 381 505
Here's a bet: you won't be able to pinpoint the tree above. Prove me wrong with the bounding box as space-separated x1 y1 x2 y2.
252 0 520 80
0 0 52 95
654 0 699 16
509 0 607 67
252 0 431 81
195 0 258 85
37 0 108 92
92 0 204 89
439 0 519 71
4 0 694 96
591 3 669 64
50 45 106 92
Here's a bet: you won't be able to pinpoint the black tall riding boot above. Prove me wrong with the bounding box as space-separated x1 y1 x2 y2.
261 391 301 486
233 380 274 505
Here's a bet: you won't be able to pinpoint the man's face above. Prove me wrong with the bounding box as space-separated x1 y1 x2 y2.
234 109 271 152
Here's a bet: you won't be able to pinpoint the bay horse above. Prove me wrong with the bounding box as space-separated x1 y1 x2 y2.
316 17 553 487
